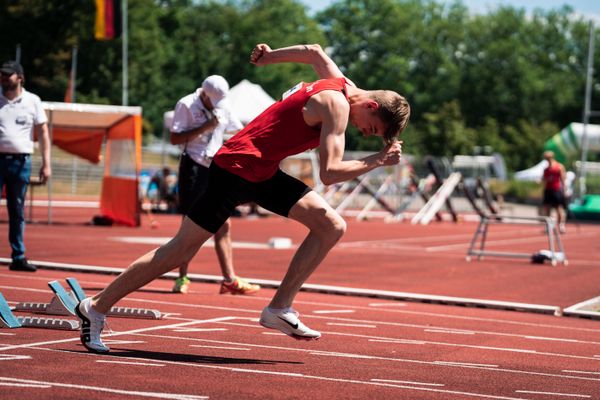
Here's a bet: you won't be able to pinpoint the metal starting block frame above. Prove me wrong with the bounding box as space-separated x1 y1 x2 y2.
466 215 568 266
14 278 162 319
0 292 79 330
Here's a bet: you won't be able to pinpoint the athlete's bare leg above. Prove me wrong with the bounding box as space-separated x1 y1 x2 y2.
268 191 346 309
214 219 235 281
91 217 213 313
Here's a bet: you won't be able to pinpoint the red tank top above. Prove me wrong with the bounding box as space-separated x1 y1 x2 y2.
214 78 349 182
543 162 562 191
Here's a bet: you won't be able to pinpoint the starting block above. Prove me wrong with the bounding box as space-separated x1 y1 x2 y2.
0 292 79 330
14 278 162 320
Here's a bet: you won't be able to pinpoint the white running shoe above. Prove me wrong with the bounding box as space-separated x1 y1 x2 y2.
259 307 321 340
75 298 109 353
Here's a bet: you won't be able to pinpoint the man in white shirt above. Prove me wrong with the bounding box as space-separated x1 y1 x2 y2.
0 61 51 272
169 75 260 295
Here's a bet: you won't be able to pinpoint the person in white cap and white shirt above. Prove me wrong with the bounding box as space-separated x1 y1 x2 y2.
0 60 51 273
169 75 260 295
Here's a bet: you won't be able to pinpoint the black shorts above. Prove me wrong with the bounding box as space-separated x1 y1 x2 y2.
543 189 564 207
177 153 210 215
187 162 312 233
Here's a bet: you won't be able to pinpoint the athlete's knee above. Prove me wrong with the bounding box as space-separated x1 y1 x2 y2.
316 212 346 243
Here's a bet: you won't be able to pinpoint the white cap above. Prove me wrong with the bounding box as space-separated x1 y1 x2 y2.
202 75 229 109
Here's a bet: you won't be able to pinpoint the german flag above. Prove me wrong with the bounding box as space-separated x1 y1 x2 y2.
95 0 122 40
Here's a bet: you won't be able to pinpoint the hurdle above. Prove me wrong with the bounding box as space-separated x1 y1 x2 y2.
0 292 79 330
465 215 568 266
13 278 162 319
411 172 462 225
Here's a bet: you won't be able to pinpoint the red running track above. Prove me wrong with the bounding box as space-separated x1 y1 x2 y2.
1 269 600 400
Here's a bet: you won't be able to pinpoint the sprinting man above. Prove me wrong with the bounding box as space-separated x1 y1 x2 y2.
75 43 410 352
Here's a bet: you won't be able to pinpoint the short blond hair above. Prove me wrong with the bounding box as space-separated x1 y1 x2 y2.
543 151 554 160
370 90 410 144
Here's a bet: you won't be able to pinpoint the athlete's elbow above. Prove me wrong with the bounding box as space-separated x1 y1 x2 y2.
319 170 339 186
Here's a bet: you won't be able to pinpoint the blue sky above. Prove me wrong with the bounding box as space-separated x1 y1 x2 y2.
300 0 600 21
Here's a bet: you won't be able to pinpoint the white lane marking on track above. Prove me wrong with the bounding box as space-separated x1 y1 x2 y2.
369 339 426 345
434 361 499 368
525 336 580 343
425 329 476 335
102 340 146 345
0 333 16 336
96 360 164 367
515 390 590 398
0 382 51 388
261 332 285 336
368 302 406 307
312 309 355 314
562 370 600 375
326 323 377 328
0 316 236 352
190 344 250 351
132 333 600 386
0 354 31 361
371 378 444 387
0 377 208 399
173 328 227 333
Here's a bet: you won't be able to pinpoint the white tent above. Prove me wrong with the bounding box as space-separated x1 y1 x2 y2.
514 160 548 181
228 79 276 125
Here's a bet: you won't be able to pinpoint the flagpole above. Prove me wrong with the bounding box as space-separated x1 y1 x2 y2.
122 0 128 106
579 21 595 198
70 46 78 103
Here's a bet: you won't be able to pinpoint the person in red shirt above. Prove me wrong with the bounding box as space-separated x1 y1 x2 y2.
74 43 410 352
541 151 567 233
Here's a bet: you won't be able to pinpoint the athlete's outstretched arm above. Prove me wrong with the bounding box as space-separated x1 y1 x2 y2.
250 43 344 80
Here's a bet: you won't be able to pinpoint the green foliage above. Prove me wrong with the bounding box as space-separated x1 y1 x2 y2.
1 0 599 172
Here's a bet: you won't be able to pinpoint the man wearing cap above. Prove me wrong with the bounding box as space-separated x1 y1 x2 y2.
0 61 51 272
168 75 260 295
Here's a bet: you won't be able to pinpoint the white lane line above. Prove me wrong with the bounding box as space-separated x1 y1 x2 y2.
0 377 208 399
515 390 590 398
0 316 236 352
0 354 31 361
102 340 146 345
369 339 426 345
368 302 406 307
190 344 250 351
261 332 285 336
172 328 227 333
312 309 355 314
424 329 475 335
326 323 377 328
371 378 444 387
525 336 580 343
435 361 499 368
96 360 164 367
125 334 600 383
0 333 16 336
562 370 600 375
0 382 51 388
